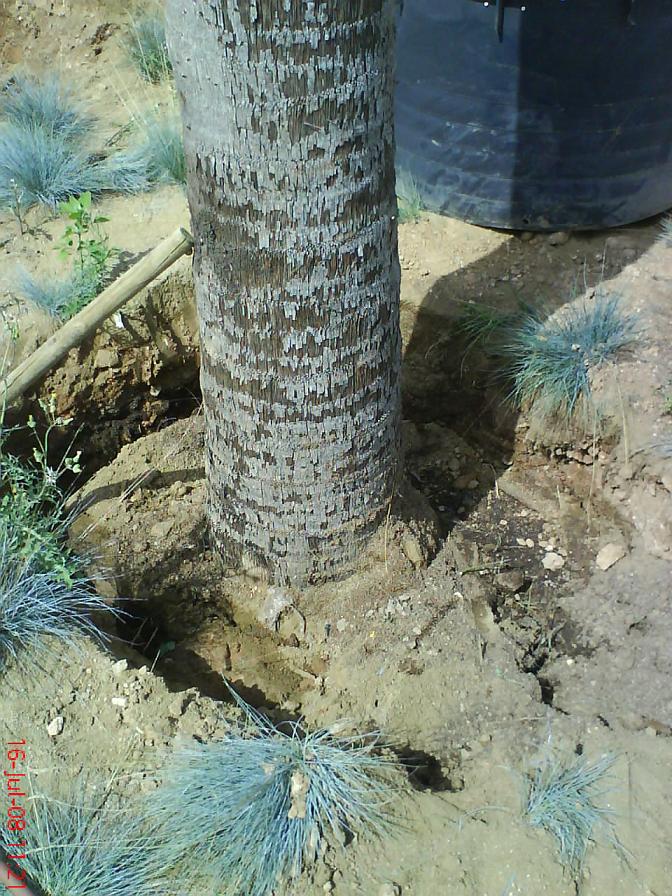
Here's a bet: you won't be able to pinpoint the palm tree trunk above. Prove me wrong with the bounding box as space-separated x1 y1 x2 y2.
166 0 401 586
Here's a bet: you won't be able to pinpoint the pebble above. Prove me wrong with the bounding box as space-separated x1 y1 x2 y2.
596 542 627 571
495 570 525 593
47 716 64 737
112 659 128 675
402 535 424 569
379 884 402 896
111 696 128 708
542 551 565 571
548 231 570 246
336 618 347 633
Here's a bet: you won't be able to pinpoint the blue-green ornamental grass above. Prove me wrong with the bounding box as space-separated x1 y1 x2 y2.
502 295 637 424
0 75 149 213
0 397 120 666
148 686 401 896
396 168 424 224
0 533 119 668
0 73 94 137
14 265 101 320
525 753 622 875
0 775 167 896
127 16 173 83
658 214 672 247
130 111 186 185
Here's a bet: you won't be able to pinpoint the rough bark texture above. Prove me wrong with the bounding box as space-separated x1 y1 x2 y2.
166 0 401 586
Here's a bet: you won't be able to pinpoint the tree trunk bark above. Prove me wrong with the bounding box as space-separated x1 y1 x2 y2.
166 0 401 586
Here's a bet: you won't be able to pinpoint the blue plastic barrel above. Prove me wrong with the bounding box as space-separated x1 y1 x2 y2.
395 0 672 230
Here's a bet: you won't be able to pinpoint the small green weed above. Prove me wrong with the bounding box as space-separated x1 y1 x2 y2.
396 169 424 223
663 389 672 416
0 394 82 582
57 191 115 279
525 752 623 876
127 16 173 83
15 192 116 320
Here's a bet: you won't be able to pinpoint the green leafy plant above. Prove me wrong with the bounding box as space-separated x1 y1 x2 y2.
0 394 82 583
57 191 114 274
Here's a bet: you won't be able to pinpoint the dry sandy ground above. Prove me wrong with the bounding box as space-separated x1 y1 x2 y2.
0 3 671 896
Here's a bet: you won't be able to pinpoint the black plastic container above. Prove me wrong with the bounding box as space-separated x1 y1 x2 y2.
395 0 672 230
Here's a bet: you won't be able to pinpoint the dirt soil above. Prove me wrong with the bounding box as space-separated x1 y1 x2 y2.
1 4 671 896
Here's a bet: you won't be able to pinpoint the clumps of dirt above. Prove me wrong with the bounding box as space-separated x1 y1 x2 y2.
67 413 442 710
4 257 200 472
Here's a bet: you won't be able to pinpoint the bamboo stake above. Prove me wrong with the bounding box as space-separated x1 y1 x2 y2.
1 227 194 408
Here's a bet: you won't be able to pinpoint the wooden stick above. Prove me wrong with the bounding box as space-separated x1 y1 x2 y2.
1 227 194 408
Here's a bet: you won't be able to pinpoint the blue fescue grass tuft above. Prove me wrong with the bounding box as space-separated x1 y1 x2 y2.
0 532 120 668
0 124 148 211
502 295 637 424
525 753 622 875
0 73 94 138
147 685 401 896
130 111 185 185
14 265 102 320
658 214 672 247
396 169 424 223
127 17 173 83
0 774 167 896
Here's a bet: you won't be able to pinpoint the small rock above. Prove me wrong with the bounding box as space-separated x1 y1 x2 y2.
542 552 565 571
112 659 128 675
168 695 190 718
548 231 570 246
94 348 120 369
336 618 347 633
47 716 64 737
402 535 425 569
520 231 534 242
379 884 402 896
495 569 526 593
596 542 627 571
282 633 300 648
111 696 128 708
323 882 335 893
525 538 535 548
259 587 293 630
149 519 174 540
